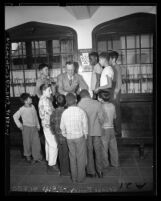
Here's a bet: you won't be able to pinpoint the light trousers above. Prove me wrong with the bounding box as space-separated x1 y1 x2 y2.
43 127 58 166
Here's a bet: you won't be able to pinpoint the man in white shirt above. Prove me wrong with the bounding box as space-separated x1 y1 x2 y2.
89 52 103 99
94 52 114 96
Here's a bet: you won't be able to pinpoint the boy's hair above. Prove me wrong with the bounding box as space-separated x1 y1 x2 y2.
98 91 111 102
79 89 90 99
66 61 74 66
65 93 76 106
20 93 31 103
40 83 51 94
39 63 48 71
89 52 99 62
109 51 119 61
99 52 110 61
56 94 66 107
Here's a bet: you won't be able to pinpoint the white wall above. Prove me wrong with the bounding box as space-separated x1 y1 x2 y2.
5 6 156 49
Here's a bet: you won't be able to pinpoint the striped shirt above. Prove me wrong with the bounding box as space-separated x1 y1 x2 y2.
60 106 88 140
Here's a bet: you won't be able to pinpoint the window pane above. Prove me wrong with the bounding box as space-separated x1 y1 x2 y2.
51 55 61 63
39 41 46 48
121 83 127 94
141 34 150 48
112 39 121 51
142 80 148 93
120 50 126 64
97 41 107 52
141 64 153 78
136 35 140 48
52 40 60 53
14 85 25 97
141 49 150 63
150 35 153 48
120 36 125 49
61 40 73 53
127 35 135 48
25 70 36 83
107 40 112 50
127 49 136 64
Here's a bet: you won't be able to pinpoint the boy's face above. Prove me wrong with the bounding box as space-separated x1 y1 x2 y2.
41 67 49 77
44 87 52 98
89 56 97 66
109 57 116 66
99 57 106 67
25 97 32 105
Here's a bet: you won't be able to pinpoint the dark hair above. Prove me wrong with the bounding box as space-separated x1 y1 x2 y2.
39 63 48 71
40 83 51 94
99 52 110 61
20 93 31 103
89 52 99 62
98 90 111 102
65 93 76 106
109 51 119 61
79 89 90 99
66 61 74 66
56 94 66 107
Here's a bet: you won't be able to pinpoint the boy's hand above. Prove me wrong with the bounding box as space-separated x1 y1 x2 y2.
19 126 23 131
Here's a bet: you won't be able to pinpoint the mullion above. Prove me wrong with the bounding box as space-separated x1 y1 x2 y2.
125 35 128 94
10 44 15 97
21 42 26 93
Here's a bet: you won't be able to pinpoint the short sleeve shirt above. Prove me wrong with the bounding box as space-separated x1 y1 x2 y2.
91 63 102 91
100 66 114 87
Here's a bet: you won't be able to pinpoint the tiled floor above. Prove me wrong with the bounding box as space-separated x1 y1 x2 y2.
9 145 154 193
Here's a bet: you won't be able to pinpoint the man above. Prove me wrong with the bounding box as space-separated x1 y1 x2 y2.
60 93 88 183
78 89 104 178
109 51 122 136
89 52 102 99
57 61 89 96
38 84 58 174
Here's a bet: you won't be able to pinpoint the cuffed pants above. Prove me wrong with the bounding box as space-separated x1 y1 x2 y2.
86 136 102 174
67 136 87 182
22 126 42 160
101 128 119 168
43 127 58 166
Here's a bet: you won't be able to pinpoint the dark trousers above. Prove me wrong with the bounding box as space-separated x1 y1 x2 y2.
86 136 102 174
112 91 122 135
67 136 87 182
101 128 119 168
58 137 70 175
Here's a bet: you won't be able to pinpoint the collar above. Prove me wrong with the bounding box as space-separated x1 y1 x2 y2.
67 74 74 80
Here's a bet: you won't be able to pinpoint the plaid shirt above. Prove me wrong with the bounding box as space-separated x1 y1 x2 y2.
50 107 65 136
60 106 88 140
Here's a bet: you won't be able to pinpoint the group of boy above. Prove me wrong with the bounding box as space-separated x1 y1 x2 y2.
13 50 121 183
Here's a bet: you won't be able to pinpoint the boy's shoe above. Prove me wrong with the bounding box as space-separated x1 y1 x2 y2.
86 173 96 178
97 171 103 178
31 159 43 164
25 156 32 163
47 165 59 174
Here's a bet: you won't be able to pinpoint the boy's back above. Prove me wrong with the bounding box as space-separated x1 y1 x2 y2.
101 102 116 129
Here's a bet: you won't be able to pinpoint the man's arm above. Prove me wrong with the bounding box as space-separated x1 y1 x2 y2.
57 75 68 95
13 109 23 129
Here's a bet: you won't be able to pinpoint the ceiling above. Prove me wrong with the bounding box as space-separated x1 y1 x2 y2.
65 6 99 20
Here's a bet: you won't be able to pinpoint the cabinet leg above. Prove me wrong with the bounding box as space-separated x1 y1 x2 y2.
139 144 144 160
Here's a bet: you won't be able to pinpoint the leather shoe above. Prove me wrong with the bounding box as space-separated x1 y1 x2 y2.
97 171 103 178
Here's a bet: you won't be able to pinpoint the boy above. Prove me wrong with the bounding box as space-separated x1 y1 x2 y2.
13 93 42 163
94 52 114 97
89 52 102 99
38 84 59 173
50 94 70 176
98 91 119 168
60 93 88 183
109 51 122 136
78 89 104 178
